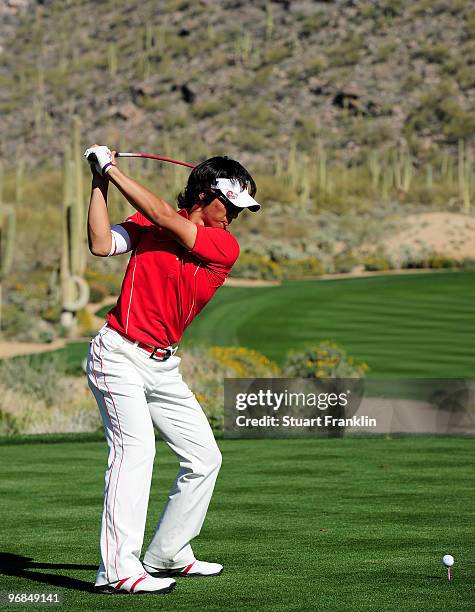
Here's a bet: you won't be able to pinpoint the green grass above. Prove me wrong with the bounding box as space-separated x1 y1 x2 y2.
94 305 114 320
0 437 473 611
49 271 475 379
181 271 475 377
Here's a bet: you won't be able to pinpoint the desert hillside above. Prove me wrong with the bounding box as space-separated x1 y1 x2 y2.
1 0 474 168
0 0 474 342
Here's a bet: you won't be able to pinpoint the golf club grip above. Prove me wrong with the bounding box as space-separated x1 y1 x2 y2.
87 153 98 164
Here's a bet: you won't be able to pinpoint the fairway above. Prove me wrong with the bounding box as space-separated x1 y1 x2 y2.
0 436 473 611
181 271 475 378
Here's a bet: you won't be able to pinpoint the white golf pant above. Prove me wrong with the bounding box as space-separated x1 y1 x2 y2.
86 325 222 586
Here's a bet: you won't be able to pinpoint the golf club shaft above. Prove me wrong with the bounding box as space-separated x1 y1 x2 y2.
116 152 195 168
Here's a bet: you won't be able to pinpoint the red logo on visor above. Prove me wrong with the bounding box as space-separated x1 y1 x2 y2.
226 190 237 199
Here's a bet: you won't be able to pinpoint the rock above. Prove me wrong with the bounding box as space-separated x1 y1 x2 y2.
7 0 29 7
308 77 326 95
130 83 155 101
171 83 196 104
108 103 143 123
332 84 379 116
272 0 291 9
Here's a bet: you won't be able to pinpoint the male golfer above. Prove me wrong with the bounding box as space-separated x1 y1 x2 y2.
84 145 260 594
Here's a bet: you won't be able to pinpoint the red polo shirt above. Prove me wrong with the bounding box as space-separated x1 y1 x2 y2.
106 210 239 347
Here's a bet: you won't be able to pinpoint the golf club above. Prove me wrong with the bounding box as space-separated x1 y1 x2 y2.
115 152 195 168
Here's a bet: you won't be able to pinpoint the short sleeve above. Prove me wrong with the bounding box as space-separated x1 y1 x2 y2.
118 211 153 248
190 225 240 268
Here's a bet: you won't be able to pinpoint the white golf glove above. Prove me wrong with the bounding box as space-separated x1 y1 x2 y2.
84 145 115 176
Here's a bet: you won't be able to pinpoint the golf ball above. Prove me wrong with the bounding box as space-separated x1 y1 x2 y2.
442 554 454 567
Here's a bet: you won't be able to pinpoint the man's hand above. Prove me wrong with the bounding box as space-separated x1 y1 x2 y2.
84 145 115 176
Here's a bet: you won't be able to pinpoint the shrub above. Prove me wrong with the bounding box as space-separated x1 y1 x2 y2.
362 254 392 271
165 0 193 10
237 102 278 130
333 250 359 273
400 253 460 270
427 254 457 269
304 54 328 76
406 84 475 142
85 269 122 297
1 304 31 339
88 283 109 303
76 309 96 337
249 240 304 262
358 1 379 18
299 12 328 38
442 57 473 90
0 409 25 436
346 118 394 147
380 0 404 17
327 35 365 67
42 304 62 324
253 174 298 205
281 257 325 279
180 345 280 430
375 42 398 62
265 45 290 65
443 106 475 142
283 341 368 379
162 111 188 130
232 128 266 153
135 95 165 112
412 42 451 64
231 254 283 280
0 377 100 436
466 13 475 38
208 347 280 378
192 100 223 119
0 352 67 406
400 256 427 269
2 293 57 342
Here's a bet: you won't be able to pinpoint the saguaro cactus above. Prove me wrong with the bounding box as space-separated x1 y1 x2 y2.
368 150 382 192
0 164 16 337
458 139 472 214
317 140 327 192
60 118 89 332
265 2 274 41
393 143 413 194
108 43 118 77
0 205 15 281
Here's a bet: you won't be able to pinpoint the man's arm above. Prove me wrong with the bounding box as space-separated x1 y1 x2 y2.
107 165 198 250
87 172 113 256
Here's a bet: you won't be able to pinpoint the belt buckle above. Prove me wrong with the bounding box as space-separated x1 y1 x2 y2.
149 347 172 361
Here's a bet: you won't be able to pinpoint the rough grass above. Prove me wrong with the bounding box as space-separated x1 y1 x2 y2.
0 352 99 435
0 345 279 435
0 436 473 611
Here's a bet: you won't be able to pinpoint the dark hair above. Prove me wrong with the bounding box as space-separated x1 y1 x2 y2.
177 156 256 211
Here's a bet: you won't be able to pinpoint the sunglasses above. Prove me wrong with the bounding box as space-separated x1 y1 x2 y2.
209 189 242 216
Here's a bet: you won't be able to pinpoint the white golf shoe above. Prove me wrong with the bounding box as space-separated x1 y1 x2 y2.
94 572 176 594
143 559 223 577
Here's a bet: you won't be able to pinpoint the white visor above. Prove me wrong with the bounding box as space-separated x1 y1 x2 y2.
213 178 260 212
